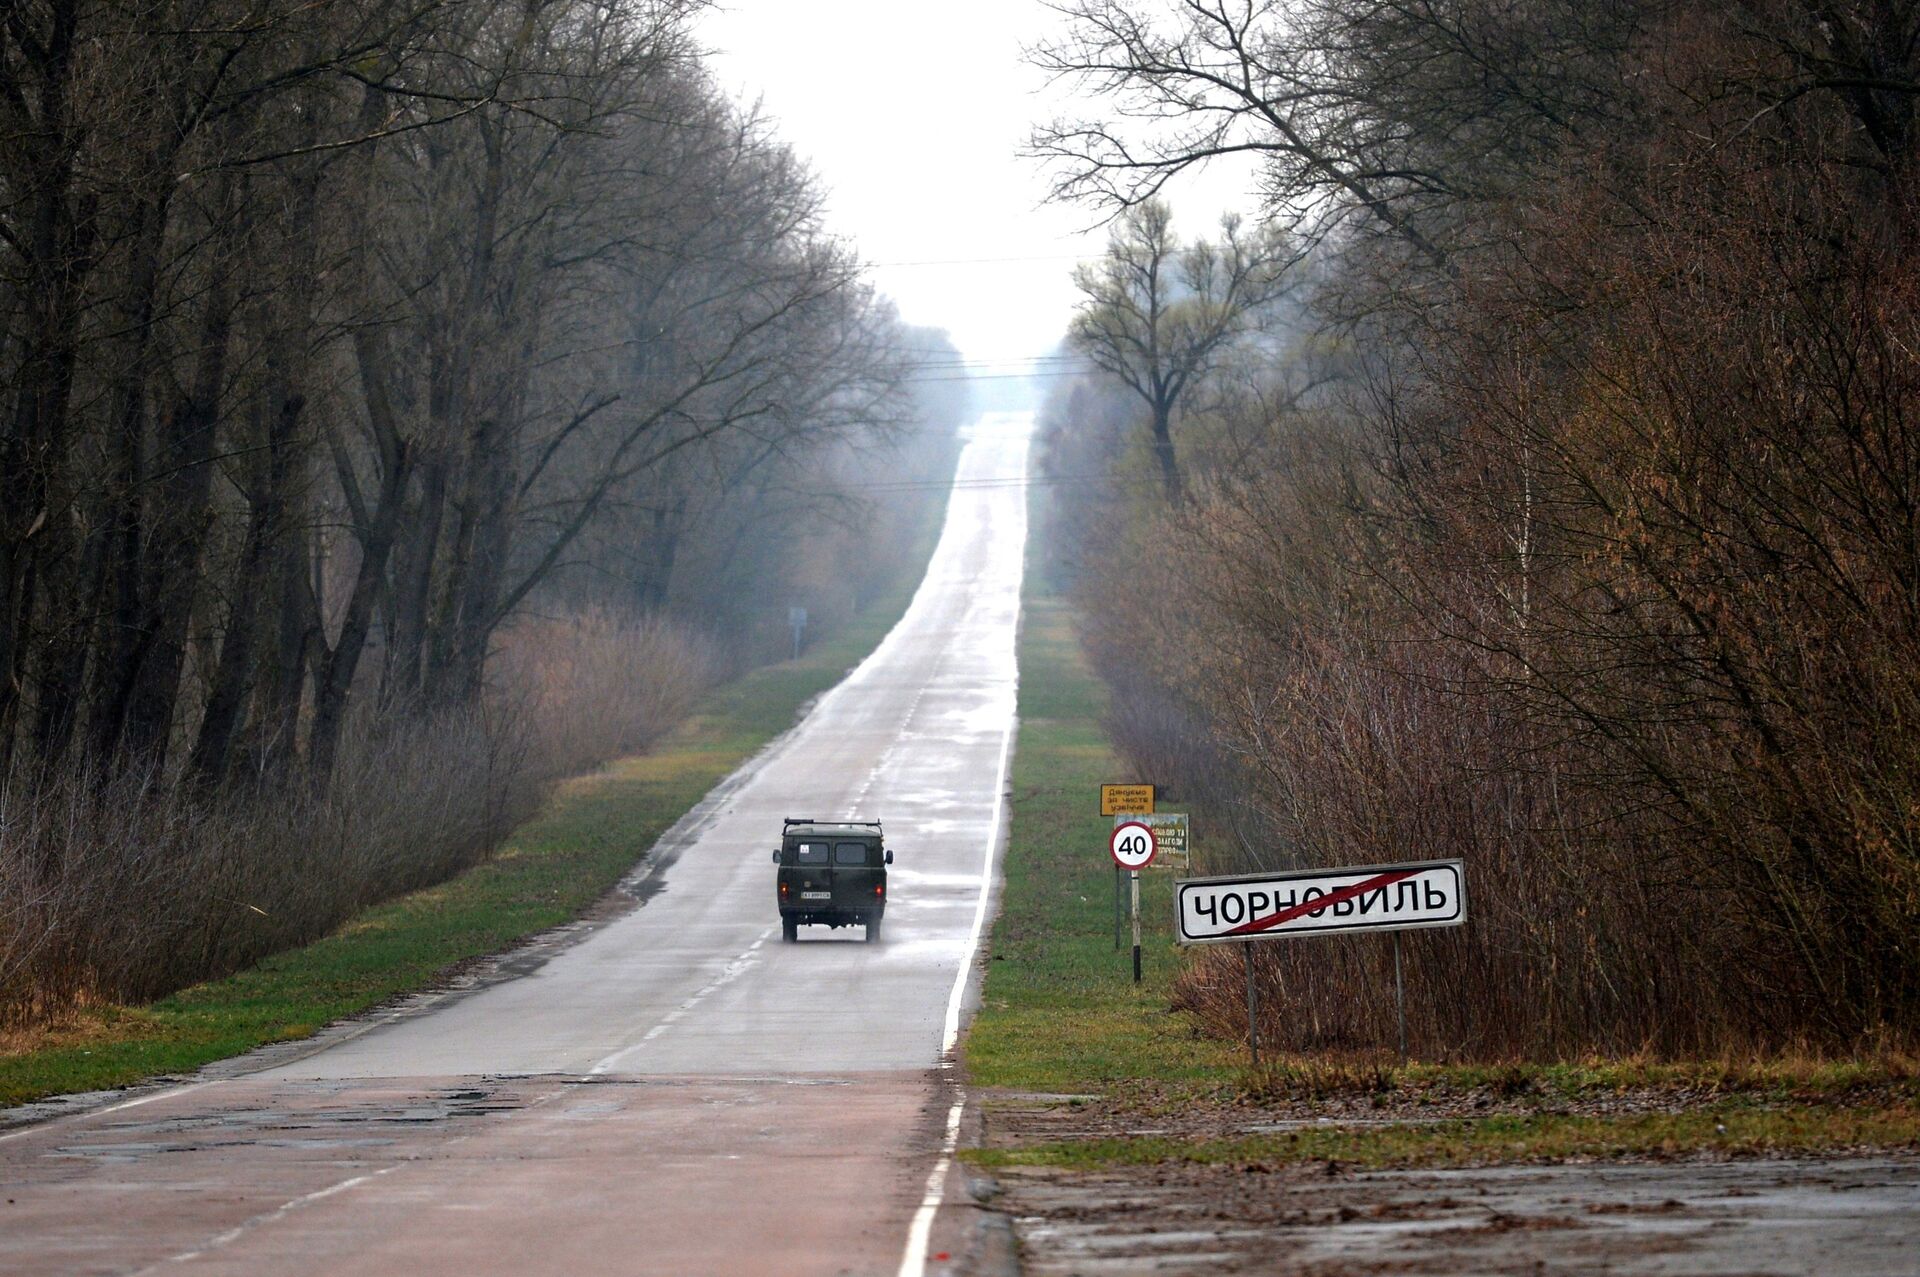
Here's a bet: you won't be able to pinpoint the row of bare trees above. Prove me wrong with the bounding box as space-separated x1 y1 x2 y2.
1035 0 1920 1055
0 0 966 1024
0 0 954 790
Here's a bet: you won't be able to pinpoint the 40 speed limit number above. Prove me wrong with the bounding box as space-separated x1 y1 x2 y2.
1110 820 1157 870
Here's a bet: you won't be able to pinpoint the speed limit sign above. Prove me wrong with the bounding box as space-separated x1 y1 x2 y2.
1110 820 1157 870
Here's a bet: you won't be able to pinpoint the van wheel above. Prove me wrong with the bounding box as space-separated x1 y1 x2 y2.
782 918 797 943
865 916 881 943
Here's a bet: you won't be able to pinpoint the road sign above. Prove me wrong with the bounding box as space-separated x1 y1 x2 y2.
1110 821 1157 870
1175 859 1464 945
1100 784 1154 816
1116 812 1187 870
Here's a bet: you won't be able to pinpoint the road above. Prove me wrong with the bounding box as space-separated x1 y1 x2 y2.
0 410 1034 1277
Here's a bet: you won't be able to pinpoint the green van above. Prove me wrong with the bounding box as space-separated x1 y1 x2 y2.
772 817 891 942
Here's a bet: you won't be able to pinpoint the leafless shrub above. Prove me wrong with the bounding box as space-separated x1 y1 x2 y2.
491 607 720 780
1038 0 1920 1060
0 611 719 1029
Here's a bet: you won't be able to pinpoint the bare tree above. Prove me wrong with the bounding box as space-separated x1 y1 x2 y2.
0 0 938 794
1032 0 1920 1052
1030 0 1654 275
1068 199 1298 501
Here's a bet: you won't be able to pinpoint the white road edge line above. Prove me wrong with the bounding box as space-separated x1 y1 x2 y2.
897 690 1018 1277
0 1079 219 1146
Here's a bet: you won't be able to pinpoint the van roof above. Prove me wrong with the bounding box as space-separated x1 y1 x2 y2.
783 817 883 839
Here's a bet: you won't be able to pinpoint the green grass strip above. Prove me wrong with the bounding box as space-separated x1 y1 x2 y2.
1 543 938 1109
962 1102 1920 1172
963 568 1245 1093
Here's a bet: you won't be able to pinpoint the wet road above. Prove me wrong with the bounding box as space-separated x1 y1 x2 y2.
0 411 1033 1276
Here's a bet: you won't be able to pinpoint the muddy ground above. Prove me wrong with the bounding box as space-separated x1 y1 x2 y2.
969 1094 1920 1275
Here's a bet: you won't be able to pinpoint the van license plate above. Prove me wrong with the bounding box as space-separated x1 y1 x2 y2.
801 891 831 900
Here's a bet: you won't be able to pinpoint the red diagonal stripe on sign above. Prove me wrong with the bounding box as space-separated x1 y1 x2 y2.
1225 869 1419 936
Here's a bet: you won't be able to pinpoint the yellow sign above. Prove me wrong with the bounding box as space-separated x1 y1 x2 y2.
1100 784 1155 816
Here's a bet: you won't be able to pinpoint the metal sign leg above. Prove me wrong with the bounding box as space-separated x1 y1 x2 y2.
1114 866 1123 951
1393 931 1407 1066
1130 870 1142 984
1245 944 1260 1069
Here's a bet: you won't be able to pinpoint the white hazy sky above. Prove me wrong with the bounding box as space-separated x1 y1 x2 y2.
699 0 1253 379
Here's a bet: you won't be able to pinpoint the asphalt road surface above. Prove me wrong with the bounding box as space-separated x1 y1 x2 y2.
0 410 1034 1277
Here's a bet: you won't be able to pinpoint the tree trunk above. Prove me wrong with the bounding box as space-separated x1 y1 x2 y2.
1149 400 1184 504
384 451 448 709
309 443 409 786
187 395 286 789
0 1 88 769
440 413 518 704
124 200 237 764
84 161 179 763
634 497 687 611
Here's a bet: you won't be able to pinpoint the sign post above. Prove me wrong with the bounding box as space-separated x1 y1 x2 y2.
1110 821 1157 984
1174 859 1466 1065
1101 786 1155 954
1245 945 1260 1068
1393 933 1407 1062
1131 870 1141 983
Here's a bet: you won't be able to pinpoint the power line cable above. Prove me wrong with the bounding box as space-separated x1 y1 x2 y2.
865 252 1100 268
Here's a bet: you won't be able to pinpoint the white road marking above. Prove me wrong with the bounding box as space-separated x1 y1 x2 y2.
845 683 930 817
0 1080 219 1146
587 926 775 1074
126 1077 584 1271
898 676 1019 1277
136 1164 402 1272
899 1096 968 1277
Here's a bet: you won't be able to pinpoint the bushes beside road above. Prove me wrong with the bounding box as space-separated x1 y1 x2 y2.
0 611 714 1034
1031 0 1920 1062
966 563 1919 1169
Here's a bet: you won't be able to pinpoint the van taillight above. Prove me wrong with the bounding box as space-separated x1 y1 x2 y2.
875 884 884 897
779 882 789 897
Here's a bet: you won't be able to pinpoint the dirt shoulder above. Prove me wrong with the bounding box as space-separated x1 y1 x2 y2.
967 1086 1920 1275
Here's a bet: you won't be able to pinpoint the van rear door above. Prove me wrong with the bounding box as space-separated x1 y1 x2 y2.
829 840 881 910
789 839 834 906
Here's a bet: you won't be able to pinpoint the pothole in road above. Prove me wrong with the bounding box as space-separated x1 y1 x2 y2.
47 1082 531 1163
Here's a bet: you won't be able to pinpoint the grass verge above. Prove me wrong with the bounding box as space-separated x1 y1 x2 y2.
963 1102 1920 1172
963 581 1245 1094
0 534 939 1109
966 575 1920 1166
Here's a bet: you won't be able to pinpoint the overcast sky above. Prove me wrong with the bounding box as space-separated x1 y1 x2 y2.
699 1 1253 384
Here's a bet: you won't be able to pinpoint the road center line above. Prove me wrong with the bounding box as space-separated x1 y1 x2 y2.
127 1077 582 1273
136 1164 403 1273
587 926 775 1074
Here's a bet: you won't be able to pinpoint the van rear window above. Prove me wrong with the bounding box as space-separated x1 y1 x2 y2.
833 842 870 865
794 842 829 864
